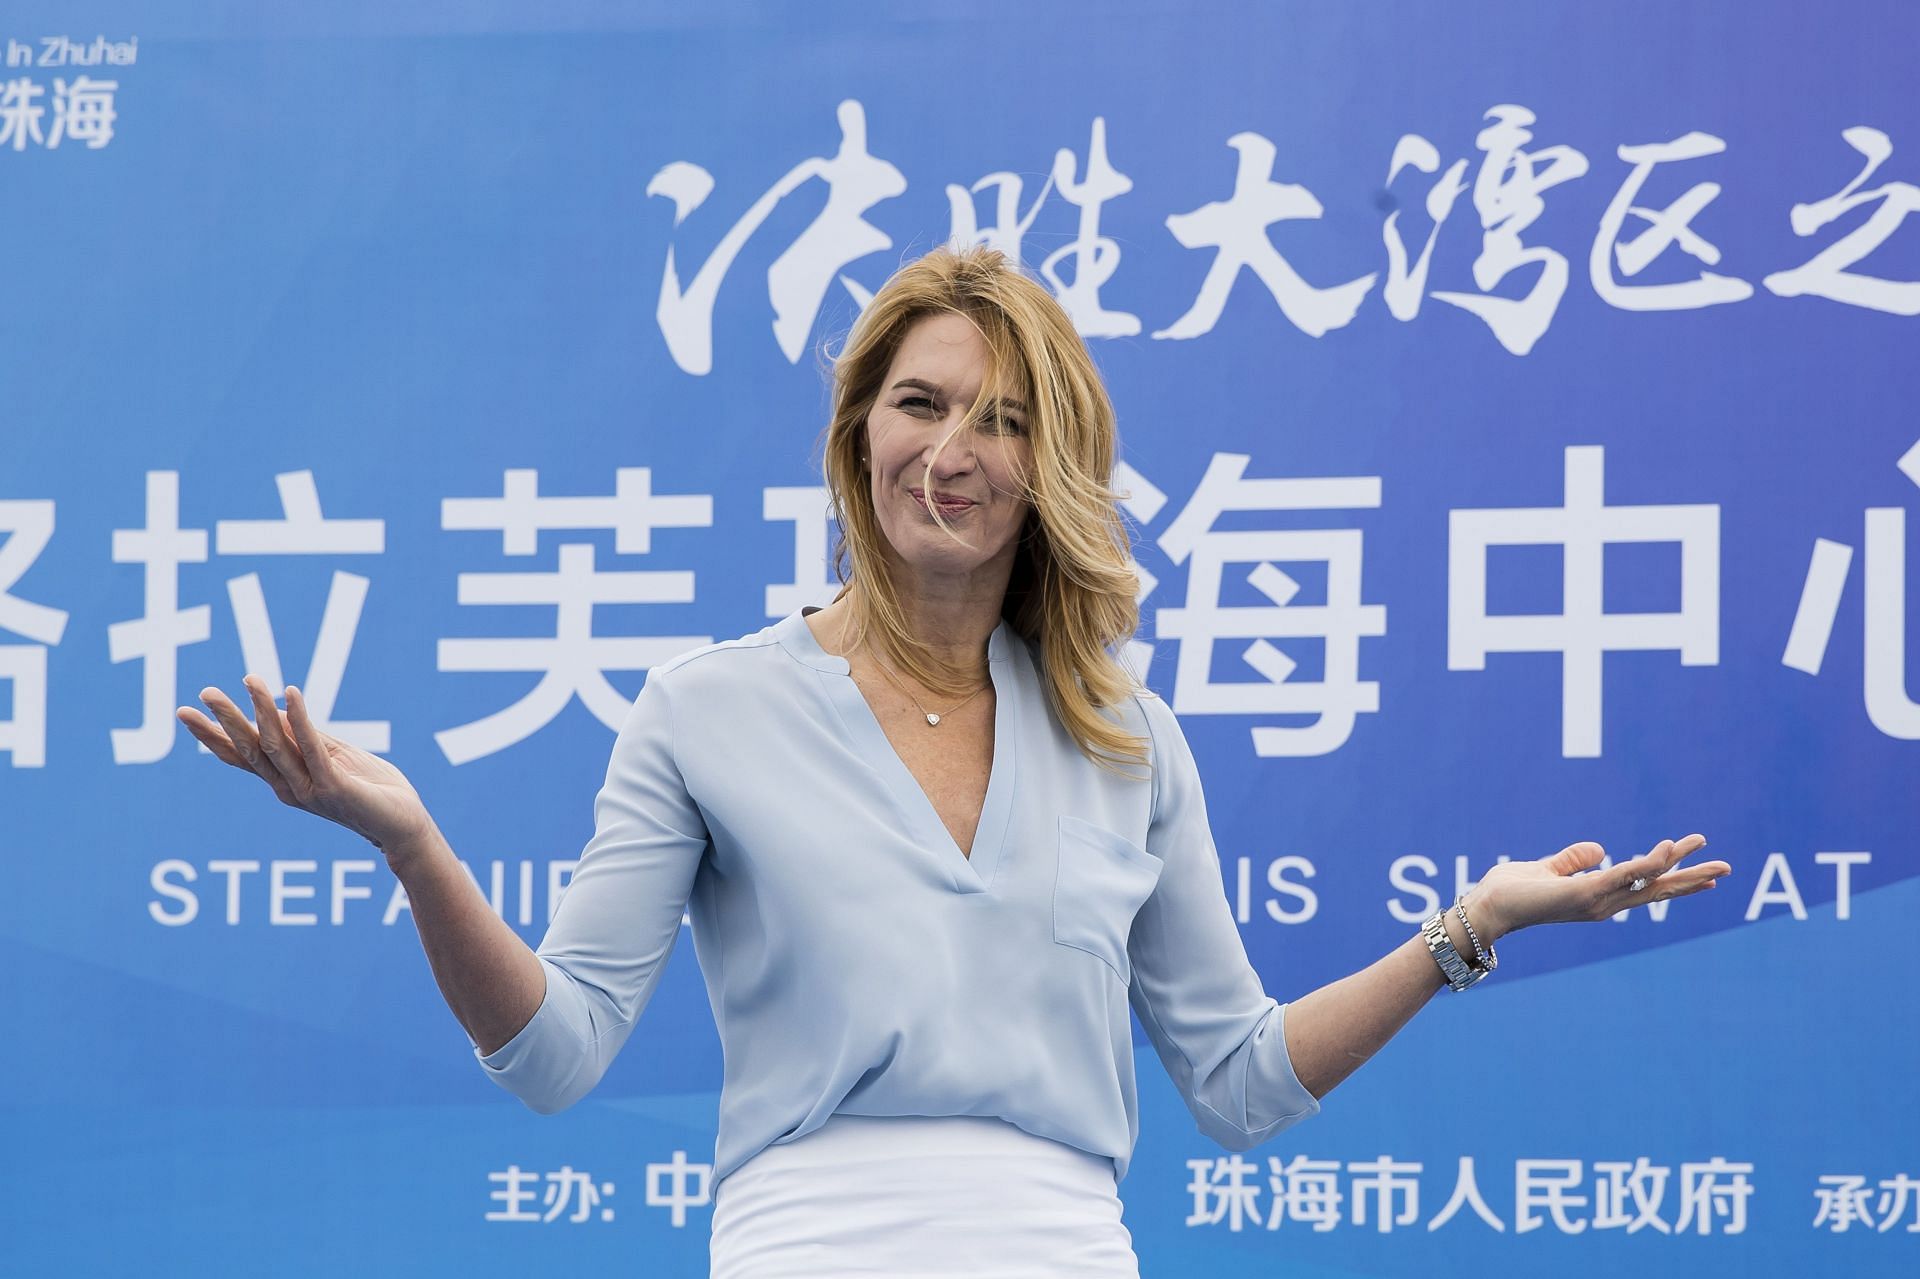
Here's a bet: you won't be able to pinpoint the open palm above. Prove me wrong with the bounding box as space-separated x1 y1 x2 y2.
176 675 435 856
1475 834 1731 937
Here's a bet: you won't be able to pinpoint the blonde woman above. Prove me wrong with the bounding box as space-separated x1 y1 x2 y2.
179 245 1730 1277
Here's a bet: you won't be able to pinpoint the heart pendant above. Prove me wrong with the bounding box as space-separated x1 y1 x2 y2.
926 713 941 726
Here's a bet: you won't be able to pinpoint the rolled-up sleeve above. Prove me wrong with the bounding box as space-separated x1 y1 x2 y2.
1126 692 1322 1150
472 667 710 1113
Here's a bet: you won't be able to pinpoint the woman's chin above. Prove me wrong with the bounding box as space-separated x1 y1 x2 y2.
887 539 1007 578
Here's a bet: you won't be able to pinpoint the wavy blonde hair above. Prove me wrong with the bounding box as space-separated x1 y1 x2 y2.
814 244 1150 776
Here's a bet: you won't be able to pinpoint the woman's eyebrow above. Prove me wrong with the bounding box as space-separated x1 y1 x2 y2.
890 377 1028 415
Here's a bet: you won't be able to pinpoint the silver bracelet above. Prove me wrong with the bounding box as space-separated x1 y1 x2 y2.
1452 893 1498 973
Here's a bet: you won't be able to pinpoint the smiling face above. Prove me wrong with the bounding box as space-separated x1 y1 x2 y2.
863 311 1035 592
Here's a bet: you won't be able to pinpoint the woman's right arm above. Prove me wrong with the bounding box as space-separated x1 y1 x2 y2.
179 677 544 1055
383 819 546 1056
181 669 712 1110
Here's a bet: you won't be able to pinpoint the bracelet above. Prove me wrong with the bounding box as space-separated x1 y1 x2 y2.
1453 893 1498 973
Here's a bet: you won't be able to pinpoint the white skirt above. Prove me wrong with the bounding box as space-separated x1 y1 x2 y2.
708 1114 1141 1278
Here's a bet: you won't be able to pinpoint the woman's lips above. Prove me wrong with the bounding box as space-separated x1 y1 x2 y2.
911 490 975 514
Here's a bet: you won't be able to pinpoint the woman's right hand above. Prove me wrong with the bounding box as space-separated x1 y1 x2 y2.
177 675 438 863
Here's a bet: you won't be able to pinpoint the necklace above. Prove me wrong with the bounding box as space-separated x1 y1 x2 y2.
862 648 990 727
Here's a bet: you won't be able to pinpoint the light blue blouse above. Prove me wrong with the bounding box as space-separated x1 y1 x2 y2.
470 605 1322 1187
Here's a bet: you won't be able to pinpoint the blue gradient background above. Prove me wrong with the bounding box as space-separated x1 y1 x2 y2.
2 2 1914 1274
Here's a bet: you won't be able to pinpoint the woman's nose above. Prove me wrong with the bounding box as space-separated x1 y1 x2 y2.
921 442 974 474
920 426 976 470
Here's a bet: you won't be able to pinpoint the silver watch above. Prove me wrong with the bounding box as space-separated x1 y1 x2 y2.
1422 908 1489 991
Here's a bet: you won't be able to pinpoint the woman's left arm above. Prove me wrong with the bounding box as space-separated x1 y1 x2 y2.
1284 833 1730 1100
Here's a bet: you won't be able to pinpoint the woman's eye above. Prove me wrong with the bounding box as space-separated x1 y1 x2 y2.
896 396 1022 434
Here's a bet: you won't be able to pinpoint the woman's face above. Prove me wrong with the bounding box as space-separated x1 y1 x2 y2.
863 312 1034 589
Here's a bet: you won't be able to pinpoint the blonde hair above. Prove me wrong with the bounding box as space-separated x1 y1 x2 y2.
814 243 1150 776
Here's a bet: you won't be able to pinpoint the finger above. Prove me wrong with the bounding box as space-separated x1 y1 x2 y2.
197 685 298 804
176 706 253 771
283 685 335 787
1619 840 1674 892
1658 873 1719 901
244 675 313 795
1657 835 1713 881
1667 834 1707 865
197 686 266 768
1545 841 1605 876
1635 860 1728 910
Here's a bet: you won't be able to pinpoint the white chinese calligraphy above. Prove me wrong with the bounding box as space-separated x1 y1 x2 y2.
1449 446 1719 757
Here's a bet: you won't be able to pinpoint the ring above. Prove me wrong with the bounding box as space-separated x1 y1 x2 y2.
1628 876 1649 893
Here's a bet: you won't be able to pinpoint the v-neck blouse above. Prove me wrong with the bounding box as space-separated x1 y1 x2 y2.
470 606 1322 1188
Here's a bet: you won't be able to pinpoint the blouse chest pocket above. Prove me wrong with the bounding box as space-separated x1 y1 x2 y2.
1052 815 1165 986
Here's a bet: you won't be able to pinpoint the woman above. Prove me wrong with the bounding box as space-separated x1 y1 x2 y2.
177 245 1731 1277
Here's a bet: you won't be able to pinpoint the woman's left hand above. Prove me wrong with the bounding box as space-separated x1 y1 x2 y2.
1468 834 1730 941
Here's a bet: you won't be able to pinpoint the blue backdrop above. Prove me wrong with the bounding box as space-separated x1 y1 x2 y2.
3 2 1916 1275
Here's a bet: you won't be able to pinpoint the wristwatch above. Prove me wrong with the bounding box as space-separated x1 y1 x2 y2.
1422 908 1489 991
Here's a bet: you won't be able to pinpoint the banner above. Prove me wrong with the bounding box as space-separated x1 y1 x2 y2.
4 3 1915 1274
